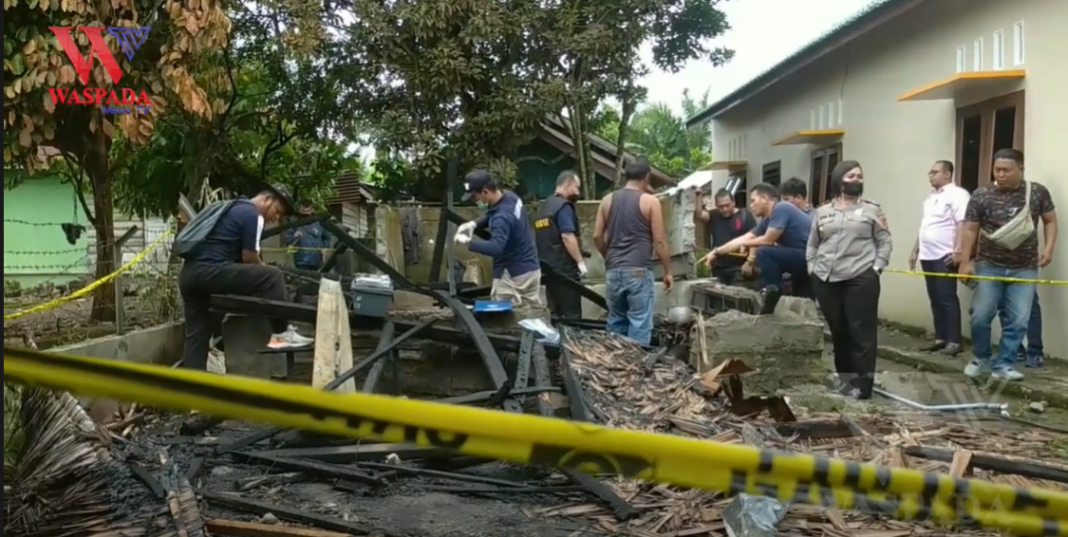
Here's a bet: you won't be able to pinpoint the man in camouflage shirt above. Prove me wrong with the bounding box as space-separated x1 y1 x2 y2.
958 149 1057 381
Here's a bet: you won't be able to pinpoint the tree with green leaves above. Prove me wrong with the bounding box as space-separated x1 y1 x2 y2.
4 0 230 321
535 0 732 194
595 88 715 178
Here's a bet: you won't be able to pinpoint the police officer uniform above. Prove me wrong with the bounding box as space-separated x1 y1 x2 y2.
807 198 892 399
534 194 582 318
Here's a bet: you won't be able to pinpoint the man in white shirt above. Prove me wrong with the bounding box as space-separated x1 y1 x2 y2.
909 160 970 356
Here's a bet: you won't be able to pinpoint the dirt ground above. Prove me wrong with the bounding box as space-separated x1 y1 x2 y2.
3 292 179 349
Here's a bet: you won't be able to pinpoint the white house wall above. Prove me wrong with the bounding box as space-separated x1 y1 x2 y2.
711 0 1068 357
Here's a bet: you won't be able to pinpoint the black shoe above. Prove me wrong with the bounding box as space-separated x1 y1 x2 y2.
939 343 962 356
920 341 947 352
759 285 782 315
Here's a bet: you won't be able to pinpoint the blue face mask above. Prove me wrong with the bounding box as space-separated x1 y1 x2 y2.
476 201 488 209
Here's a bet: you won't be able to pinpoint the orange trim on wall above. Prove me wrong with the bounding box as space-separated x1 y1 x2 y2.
898 69 1026 101
771 129 845 146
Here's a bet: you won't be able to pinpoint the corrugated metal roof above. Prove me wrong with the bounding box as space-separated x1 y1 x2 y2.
686 0 905 126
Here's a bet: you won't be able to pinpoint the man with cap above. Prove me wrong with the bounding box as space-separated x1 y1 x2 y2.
285 200 331 271
456 170 542 306
174 184 314 373
534 170 586 318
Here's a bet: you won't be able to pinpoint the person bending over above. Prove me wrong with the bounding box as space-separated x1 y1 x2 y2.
702 183 813 298
174 184 314 372
456 170 542 306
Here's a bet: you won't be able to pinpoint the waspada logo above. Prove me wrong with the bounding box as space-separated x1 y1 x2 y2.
48 26 153 115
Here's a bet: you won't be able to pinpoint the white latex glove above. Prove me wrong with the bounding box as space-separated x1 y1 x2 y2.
457 222 476 236
578 262 589 278
455 232 471 245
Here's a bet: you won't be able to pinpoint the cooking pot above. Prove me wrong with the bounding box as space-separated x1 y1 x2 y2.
666 306 694 324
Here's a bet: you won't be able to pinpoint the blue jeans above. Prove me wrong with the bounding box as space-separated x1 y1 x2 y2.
605 268 655 345
998 291 1043 360
970 262 1037 370
754 246 809 296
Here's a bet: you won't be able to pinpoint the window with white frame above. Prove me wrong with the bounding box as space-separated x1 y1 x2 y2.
973 38 984 70
1013 21 1025 65
992 30 1004 70
955 45 966 73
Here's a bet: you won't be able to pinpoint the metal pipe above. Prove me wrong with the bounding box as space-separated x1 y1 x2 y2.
872 388 1008 414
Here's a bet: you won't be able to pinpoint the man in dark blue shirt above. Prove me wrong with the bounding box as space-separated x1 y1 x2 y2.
176 184 313 372
285 200 330 270
455 170 542 306
703 183 813 297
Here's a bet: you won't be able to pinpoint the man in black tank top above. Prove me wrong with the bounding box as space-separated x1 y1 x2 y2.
593 159 673 345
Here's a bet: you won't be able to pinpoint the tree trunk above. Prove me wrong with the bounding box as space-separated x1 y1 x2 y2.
565 107 595 200
614 85 638 187
86 129 117 324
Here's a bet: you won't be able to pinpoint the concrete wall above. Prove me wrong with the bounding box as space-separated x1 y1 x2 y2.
708 0 1068 358
48 321 185 366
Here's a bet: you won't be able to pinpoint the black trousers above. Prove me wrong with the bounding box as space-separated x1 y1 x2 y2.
711 266 742 286
545 269 583 319
812 269 880 398
179 261 289 371
920 257 962 344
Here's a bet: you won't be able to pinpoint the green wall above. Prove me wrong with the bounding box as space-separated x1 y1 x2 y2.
4 174 92 287
514 137 614 199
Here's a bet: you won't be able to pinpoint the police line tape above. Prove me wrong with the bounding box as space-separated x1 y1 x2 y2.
4 346 1067 536
3 230 175 321
885 268 1067 287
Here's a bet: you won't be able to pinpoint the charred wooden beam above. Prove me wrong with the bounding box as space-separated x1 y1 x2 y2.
515 330 534 390
185 456 205 483
216 319 434 454
433 385 559 405
433 290 522 413
256 443 457 464
228 452 386 486
235 471 307 492
354 461 528 488
198 491 376 534
210 295 523 352
206 519 354 537
903 445 1068 484
361 321 395 393
442 208 607 309
127 461 165 499
559 342 593 424
530 339 640 521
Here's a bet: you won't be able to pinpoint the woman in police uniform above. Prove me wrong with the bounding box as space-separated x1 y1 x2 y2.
806 161 893 399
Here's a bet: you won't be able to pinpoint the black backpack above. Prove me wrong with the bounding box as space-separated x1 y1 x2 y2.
172 200 250 259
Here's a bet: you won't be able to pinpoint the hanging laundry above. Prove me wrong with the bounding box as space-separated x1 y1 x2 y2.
60 223 87 245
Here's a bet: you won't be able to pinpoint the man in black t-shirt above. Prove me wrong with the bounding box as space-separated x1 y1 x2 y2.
694 188 757 285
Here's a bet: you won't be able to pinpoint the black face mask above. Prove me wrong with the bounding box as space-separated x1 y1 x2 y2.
841 181 864 197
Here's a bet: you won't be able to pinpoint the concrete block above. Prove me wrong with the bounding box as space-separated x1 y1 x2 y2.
221 315 284 379
773 296 821 321
692 310 829 393
701 310 823 356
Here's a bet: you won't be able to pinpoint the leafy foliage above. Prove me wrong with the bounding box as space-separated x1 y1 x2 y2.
596 88 715 178
4 0 229 321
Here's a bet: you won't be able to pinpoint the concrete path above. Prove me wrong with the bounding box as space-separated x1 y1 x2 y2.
869 327 1068 409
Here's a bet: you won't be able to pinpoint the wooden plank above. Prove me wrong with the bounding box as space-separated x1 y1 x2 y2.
311 278 355 394
206 519 357 537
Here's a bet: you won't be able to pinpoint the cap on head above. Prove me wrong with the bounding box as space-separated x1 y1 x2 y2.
264 183 296 215
462 170 497 201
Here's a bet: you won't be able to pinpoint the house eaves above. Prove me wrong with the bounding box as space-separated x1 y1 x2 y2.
685 0 925 127
537 118 677 187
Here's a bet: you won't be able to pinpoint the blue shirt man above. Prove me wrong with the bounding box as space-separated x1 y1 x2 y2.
285 201 330 270
455 170 542 306
702 183 813 297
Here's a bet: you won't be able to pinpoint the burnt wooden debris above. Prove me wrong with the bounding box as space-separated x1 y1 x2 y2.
115 213 1068 537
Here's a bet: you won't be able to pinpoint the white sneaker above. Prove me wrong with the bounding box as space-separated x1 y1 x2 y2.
963 359 984 378
268 328 314 349
992 367 1024 381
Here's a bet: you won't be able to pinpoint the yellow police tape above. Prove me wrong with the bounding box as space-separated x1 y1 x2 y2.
4 346 1067 536
3 230 175 321
885 268 1068 287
